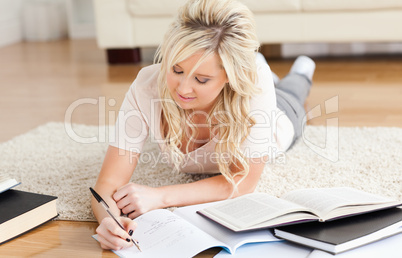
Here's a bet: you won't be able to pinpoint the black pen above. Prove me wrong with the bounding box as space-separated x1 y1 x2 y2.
90 187 142 252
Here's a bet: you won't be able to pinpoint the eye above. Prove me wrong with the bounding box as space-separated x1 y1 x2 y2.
195 77 209 84
172 66 183 74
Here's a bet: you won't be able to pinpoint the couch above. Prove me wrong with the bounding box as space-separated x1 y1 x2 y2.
93 0 402 63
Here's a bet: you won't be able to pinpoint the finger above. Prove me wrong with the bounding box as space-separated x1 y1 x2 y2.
115 194 132 210
97 226 126 250
97 234 122 250
121 202 137 215
99 234 133 250
113 183 132 201
120 217 138 234
99 218 134 249
103 217 132 239
127 209 144 219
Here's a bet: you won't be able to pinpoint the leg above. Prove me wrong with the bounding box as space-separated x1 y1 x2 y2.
276 73 312 106
276 55 315 105
275 56 315 147
275 76 311 144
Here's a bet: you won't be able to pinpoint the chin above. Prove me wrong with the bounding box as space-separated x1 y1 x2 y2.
176 103 193 110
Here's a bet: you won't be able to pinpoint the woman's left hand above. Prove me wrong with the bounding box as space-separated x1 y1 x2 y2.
113 183 164 219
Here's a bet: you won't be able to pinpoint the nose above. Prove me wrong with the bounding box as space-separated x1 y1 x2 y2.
177 77 194 95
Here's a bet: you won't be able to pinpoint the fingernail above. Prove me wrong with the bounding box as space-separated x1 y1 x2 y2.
128 229 133 236
126 238 130 242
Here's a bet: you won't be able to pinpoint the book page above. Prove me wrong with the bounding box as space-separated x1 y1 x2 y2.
0 177 20 194
199 193 315 231
215 241 313 258
113 209 225 258
282 187 397 220
174 201 280 253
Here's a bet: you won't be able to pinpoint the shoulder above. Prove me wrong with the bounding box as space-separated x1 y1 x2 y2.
133 63 161 90
255 57 274 92
127 63 161 99
136 63 161 81
250 58 276 111
119 63 162 115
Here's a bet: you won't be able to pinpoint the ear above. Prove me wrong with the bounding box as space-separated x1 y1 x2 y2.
224 75 229 84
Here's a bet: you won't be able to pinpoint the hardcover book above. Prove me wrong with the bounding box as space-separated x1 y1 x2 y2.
274 207 402 254
0 190 58 244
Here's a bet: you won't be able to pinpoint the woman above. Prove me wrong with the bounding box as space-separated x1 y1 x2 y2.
92 0 315 250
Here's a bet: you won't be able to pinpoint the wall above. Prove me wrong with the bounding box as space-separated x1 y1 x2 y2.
66 0 95 39
0 0 23 48
0 0 95 48
21 0 68 41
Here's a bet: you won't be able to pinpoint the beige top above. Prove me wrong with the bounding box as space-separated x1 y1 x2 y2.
110 58 294 173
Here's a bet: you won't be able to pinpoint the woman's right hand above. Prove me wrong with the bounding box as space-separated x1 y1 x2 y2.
95 216 138 250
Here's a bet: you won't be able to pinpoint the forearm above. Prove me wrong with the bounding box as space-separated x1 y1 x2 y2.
91 182 122 223
159 156 266 208
159 174 255 208
91 146 139 223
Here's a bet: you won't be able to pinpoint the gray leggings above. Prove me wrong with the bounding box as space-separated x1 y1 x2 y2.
275 74 312 147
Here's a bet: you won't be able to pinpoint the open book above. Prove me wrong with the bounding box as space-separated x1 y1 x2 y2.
197 187 401 232
93 202 280 257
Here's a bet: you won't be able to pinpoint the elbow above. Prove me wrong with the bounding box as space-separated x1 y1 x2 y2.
243 184 257 195
238 173 259 195
231 182 256 198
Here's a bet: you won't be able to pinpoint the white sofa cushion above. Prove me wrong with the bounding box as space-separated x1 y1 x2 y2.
238 0 300 13
302 0 402 11
127 0 300 17
126 0 185 17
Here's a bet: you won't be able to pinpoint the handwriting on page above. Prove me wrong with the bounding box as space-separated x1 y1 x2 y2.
114 209 216 257
132 212 197 251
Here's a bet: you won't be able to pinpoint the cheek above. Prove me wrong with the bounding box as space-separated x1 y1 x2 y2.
211 83 226 97
198 84 224 102
166 73 177 92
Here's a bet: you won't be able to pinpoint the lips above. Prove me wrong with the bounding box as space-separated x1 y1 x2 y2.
177 92 196 102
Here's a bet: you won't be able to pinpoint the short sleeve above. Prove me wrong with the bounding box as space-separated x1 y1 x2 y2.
109 81 150 153
109 65 162 153
240 60 294 158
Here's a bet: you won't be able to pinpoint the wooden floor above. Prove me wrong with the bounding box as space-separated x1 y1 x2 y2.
0 39 401 257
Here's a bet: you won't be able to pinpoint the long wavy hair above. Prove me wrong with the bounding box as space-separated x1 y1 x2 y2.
155 0 260 195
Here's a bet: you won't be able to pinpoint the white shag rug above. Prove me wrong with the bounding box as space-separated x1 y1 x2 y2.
1 123 401 221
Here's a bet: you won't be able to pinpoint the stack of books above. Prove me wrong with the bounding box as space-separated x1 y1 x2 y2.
0 175 58 244
198 187 402 255
274 207 402 254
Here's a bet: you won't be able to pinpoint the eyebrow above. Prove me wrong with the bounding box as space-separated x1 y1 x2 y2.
174 64 214 78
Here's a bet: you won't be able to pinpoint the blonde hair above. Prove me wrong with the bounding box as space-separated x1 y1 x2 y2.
155 0 260 195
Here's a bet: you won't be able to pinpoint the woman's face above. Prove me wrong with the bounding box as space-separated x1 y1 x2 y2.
166 52 228 114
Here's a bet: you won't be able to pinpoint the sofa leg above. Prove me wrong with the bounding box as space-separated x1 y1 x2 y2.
106 48 142 64
260 44 282 59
